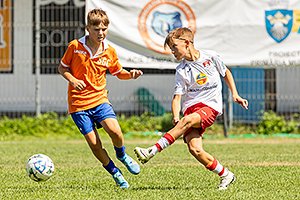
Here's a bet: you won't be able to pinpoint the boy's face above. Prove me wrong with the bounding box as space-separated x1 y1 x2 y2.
87 23 108 43
168 38 189 61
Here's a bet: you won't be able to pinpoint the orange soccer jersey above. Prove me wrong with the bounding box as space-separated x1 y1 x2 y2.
61 36 123 113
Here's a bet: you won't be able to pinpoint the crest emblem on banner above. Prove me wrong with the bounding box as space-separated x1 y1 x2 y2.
265 9 293 43
138 0 196 54
151 12 182 37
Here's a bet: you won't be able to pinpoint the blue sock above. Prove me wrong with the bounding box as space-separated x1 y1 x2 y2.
114 146 126 159
103 160 119 175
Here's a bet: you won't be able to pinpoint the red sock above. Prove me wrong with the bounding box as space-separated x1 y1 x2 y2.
155 133 175 152
206 159 228 176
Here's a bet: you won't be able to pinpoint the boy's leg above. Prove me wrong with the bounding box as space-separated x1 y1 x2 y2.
84 129 111 165
93 103 140 175
71 111 129 189
101 117 140 175
71 111 113 165
185 130 236 190
84 130 129 188
134 113 201 163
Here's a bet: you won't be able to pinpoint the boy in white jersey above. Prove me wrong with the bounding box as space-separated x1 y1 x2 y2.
134 27 248 190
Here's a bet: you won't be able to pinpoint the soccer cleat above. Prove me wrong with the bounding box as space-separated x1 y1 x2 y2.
134 147 155 164
218 171 236 190
118 153 140 175
112 171 129 189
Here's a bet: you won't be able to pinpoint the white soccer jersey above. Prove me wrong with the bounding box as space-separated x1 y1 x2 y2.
174 50 227 115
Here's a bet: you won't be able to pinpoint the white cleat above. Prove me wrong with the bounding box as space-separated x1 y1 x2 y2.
134 147 155 164
218 171 236 190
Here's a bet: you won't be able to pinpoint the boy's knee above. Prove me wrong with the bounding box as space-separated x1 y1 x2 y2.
178 116 196 132
109 131 122 138
180 116 193 126
108 131 124 143
188 143 204 156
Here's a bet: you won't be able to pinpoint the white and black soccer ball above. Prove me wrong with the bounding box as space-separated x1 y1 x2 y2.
26 154 55 182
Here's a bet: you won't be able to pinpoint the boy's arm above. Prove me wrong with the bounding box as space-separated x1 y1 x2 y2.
172 94 182 125
116 69 143 80
224 69 248 109
58 64 86 91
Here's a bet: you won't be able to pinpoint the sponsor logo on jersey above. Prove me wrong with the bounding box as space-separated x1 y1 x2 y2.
138 0 196 54
74 49 87 55
189 84 217 92
196 72 208 85
94 58 110 67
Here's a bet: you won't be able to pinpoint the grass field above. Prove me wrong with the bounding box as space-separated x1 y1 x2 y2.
0 137 299 200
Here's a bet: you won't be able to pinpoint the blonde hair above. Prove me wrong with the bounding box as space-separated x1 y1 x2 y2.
164 27 194 49
87 9 109 27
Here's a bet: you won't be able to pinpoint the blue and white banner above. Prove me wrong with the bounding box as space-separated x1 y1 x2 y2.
87 0 300 68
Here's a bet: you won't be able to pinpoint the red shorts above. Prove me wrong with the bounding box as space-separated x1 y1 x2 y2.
183 102 219 138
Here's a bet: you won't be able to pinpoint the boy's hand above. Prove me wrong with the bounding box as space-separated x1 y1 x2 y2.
233 95 248 110
71 79 86 91
130 69 143 79
173 117 180 125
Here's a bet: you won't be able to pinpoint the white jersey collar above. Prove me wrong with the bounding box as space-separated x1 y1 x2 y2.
78 36 109 57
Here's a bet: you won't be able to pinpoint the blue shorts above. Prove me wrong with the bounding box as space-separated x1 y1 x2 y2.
71 103 117 135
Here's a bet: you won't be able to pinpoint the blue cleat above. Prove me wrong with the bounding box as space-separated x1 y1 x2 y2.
112 171 129 189
118 153 141 175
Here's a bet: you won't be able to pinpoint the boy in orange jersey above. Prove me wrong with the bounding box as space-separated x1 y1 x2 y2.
58 9 143 189
135 27 248 190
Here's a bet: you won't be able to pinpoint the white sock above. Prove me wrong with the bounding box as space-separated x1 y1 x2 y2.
148 145 158 155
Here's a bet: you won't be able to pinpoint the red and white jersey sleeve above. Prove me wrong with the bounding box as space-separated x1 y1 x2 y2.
174 50 227 115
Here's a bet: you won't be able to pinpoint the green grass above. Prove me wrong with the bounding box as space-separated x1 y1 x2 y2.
0 137 299 200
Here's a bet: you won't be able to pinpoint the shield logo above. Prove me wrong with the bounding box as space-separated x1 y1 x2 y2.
265 9 293 43
196 72 208 85
138 0 196 54
151 11 182 37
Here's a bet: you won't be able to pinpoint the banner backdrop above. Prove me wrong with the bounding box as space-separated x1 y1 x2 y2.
0 0 13 72
87 0 300 68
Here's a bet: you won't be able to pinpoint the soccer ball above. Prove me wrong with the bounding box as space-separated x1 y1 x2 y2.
26 154 55 182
